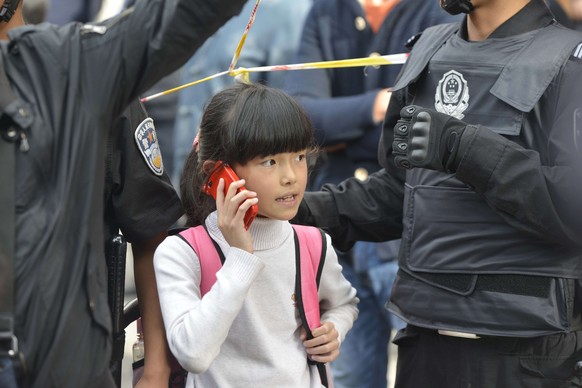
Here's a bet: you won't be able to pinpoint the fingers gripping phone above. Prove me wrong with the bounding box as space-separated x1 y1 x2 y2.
203 161 258 229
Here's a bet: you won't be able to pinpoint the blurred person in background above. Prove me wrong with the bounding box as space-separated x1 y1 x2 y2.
171 0 313 187
45 0 102 24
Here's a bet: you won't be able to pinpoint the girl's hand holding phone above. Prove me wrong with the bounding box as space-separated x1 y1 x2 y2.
215 177 258 253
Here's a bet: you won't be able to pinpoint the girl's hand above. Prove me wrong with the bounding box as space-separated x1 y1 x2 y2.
215 177 258 253
301 321 340 363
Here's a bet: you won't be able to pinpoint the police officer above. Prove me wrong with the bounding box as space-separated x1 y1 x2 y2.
0 0 246 387
294 0 582 386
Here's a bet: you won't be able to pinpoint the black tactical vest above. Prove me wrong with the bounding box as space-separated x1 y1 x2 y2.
388 23 582 336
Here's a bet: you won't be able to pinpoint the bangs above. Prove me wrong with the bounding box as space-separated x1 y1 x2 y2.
223 85 313 164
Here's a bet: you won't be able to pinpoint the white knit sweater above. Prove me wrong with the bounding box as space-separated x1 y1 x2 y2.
154 212 359 388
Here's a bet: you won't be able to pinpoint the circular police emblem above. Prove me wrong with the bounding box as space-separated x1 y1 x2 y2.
134 117 164 176
435 70 469 120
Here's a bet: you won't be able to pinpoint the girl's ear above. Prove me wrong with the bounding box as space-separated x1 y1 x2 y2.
202 160 218 175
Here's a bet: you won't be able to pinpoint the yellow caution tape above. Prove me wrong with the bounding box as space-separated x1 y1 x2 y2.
141 54 408 103
229 0 261 72
140 0 410 103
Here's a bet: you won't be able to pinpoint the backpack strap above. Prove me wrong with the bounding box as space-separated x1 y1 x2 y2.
178 225 225 296
292 225 326 334
292 225 331 388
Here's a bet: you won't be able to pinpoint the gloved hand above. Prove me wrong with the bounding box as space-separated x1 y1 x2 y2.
393 105 476 172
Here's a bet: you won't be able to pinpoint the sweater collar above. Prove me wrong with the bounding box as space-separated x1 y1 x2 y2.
206 212 292 252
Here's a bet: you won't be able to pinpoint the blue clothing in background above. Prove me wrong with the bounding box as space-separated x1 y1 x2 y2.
286 0 460 190
45 0 102 24
333 251 401 387
172 0 313 186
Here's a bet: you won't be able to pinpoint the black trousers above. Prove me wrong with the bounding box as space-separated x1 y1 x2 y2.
393 325 582 388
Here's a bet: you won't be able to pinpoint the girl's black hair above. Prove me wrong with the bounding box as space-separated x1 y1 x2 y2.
180 82 315 226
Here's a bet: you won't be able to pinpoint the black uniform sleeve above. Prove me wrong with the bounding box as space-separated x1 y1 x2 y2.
294 88 408 251
454 57 582 247
106 100 183 243
297 169 404 251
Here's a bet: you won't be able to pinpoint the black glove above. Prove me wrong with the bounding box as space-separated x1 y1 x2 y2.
393 105 475 172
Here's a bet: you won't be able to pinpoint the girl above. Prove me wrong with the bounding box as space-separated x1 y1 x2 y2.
153 83 358 387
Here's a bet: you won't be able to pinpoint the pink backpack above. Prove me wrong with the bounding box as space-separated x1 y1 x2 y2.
178 224 333 387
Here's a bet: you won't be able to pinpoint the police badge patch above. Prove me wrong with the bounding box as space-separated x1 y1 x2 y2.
435 70 469 120
134 117 164 176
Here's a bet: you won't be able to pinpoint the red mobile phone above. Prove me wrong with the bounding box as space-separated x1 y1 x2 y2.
203 161 258 229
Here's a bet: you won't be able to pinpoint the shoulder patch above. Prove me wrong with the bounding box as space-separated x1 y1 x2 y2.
134 117 164 176
571 43 582 62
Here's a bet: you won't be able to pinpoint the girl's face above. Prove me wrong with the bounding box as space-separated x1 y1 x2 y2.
233 150 308 221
